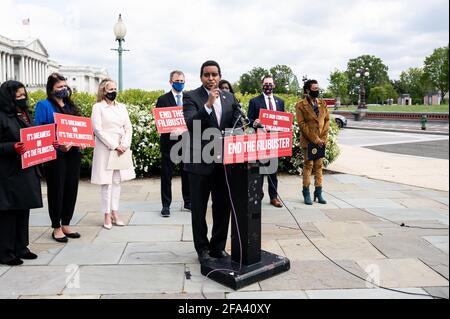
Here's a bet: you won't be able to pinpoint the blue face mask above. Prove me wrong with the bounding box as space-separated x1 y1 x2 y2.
172 82 185 93
53 87 69 99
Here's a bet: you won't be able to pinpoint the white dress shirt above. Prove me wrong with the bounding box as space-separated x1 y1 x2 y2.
263 93 277 111
172 90 183 106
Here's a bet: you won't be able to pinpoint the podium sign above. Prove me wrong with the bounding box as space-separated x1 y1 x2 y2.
223 132 293 165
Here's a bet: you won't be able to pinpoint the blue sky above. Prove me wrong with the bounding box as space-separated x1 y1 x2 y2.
1 0 449 91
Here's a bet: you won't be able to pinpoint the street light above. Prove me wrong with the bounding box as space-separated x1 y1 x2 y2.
355 68 369 109
112 14 129 92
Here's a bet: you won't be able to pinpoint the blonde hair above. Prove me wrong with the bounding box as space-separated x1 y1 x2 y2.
97 78 116 102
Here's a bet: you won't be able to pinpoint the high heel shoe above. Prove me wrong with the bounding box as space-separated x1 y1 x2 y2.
103 214 113 230
314 186 327 204
111 216 125 226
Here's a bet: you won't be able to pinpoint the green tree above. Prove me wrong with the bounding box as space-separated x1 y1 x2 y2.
269 65 300 95
369 86 387 104
423 46 449 104
238 65 300 95
346 55 390 104
238 67 269 94
398 68 428 104
327 69 350 104
383 82 399 103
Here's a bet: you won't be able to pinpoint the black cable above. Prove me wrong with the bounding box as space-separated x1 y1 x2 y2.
263 169 448 300
200 164 245 300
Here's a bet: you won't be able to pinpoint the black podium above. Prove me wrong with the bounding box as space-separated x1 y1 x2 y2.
200 162 291 290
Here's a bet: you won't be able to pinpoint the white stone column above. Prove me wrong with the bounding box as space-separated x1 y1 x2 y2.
0 52 2 82
31 59 35 85
24 57 28 85
41 62 45 85
0 52 4 82
39 62 43 85
20 56 25 83
28 58 32 86
10 55 14 80
25 57 29 85
42 62 46 84
34 60 38 85
38 61 41 85
5 54 10 80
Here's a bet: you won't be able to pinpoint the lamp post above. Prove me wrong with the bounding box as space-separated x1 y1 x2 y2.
112 14 129 92
355 68 369 109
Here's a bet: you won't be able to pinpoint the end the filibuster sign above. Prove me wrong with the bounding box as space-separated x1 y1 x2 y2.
153 106 188 134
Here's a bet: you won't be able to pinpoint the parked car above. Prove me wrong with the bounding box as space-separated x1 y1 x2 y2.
332 114 347 128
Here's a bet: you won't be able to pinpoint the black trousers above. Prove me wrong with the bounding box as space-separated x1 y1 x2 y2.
161 151 190 208
264 173 279 200
43 150 81 229
0 210 30 263
188 164 231 254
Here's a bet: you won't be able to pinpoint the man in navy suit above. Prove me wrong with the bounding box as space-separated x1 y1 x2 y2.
247 75 285 208
156 70 191 218
183 60 243 263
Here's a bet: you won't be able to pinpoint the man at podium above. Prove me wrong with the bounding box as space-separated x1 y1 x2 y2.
183 60 243 264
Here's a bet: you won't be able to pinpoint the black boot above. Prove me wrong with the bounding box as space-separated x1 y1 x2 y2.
302 187 313 205
314 187 327 204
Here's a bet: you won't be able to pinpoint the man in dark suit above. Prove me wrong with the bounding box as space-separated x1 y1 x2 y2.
247 75 285 208
183 60 242 263
156 70 191 218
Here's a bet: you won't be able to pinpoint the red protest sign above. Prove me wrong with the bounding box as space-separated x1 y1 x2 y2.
223 131 293 165
54 113 95 147
152 106 188 134
20 124 57 169
259 109 294 132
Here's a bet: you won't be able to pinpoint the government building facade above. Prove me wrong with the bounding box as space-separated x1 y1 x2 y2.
0 34 108 93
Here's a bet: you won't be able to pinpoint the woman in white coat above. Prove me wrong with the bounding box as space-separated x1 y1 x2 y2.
91 79 135 229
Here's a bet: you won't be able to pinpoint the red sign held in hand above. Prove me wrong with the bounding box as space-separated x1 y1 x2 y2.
223 131 293 165
54 113 95 148
20 124 57 169
153 106 188 134
259 109 294 132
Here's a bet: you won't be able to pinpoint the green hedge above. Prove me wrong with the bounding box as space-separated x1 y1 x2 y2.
28 90 340 177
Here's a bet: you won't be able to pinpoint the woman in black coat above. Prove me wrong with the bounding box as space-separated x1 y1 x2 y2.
0 80 42 266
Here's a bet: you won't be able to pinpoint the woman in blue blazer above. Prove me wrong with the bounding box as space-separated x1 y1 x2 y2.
34 73 83 243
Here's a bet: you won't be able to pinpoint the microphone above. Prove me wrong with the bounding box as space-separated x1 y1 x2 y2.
235 104 250 122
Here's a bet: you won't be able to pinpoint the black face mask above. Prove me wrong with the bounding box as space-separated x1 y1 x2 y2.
263 84 274 95
309 90 319 98
15 98 28 110
105 91 117 101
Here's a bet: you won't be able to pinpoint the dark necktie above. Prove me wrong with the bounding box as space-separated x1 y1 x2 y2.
268 96 275 111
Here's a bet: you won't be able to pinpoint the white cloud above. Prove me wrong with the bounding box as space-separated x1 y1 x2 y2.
1 0 448 90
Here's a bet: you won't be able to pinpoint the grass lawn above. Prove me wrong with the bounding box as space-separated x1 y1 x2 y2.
335 104 449 113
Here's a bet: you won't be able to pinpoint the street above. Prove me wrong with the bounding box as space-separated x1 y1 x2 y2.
345 119 449 135
338 129 449 160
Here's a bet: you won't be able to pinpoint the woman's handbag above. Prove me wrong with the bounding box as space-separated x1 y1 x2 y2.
107 149 133 170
